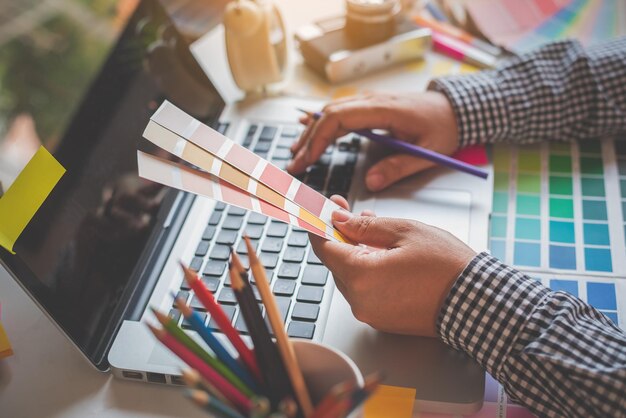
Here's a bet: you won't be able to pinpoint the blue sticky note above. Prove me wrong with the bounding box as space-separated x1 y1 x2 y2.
549 279 578 297
514 242 541 267
549 245 577 270
587 283 617 310
584 247 612 272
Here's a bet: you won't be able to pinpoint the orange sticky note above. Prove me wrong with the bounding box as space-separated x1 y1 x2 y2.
0 321 13 359
364 384 416 418
0 146 65 254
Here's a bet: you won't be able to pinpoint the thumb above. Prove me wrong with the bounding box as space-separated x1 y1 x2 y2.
332 210 410 248
365 154 435 192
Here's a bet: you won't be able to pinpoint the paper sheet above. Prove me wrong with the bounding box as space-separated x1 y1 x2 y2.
0 146 65 254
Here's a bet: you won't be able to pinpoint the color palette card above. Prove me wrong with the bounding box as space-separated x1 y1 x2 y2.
137 151 334 240
140 101 346 242
489 140 626 276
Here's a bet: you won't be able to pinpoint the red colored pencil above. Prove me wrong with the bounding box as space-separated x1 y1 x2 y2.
148 324 252 414
180 262 262 381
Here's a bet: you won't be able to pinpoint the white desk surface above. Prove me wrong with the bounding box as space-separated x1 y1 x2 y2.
0 1 462 416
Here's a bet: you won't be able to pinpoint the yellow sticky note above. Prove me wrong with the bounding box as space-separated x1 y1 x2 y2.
0 321 13 359
364 384 416 418
0 146 65 254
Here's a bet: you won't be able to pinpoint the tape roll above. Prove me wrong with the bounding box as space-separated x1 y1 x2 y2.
224 0 288 92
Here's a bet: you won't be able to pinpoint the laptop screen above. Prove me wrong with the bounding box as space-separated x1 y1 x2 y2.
0 0 226 369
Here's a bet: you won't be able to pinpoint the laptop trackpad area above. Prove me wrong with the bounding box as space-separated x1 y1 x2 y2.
352 186 472 244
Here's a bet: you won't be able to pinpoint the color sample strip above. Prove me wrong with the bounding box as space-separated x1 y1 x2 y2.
578 140 612 272
142 120 343 242
514 147 543 268
150 101 344 232
616 140 626 256
136 152 337 242
490 146 510 261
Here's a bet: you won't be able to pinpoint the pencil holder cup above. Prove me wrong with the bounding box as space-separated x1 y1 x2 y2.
292 340 365 418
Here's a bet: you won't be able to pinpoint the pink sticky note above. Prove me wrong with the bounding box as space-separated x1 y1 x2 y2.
453 145 489 166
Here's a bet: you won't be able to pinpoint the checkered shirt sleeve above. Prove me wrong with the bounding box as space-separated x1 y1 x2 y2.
437 253 626 417
429 37 626 147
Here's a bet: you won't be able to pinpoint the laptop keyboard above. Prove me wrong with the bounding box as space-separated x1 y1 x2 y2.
169 122 360 339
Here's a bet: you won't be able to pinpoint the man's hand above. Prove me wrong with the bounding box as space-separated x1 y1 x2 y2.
288 92 459 192
309 196 476 337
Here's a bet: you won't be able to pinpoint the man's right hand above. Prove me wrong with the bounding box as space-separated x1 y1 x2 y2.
287 92 460 192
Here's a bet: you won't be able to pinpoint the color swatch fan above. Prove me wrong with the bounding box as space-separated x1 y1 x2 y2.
138 101 347 243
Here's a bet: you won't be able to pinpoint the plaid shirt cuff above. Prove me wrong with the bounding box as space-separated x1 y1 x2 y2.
429 72 509 147
436 252 550 379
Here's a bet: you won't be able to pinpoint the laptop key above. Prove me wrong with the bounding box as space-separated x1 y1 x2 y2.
209 305 236 330
288 232 309 247
260 252 279 269
287 321 315 339
292 303 319 322
283 247 305 263
260 125 277 141
183 312 207 330
210 244 230 260
273 279 296 296
218 288 238 304
168 309 182 325
201 276 220 293
190 295 207 311
202 225 216 241
216 230 238 245
301 265 328 286
254 141 272 153
307 250 323 265
278 263 301 279
261 237 284 253
244 224 264 240
267 222 288 238
250 269 273 285
174 291 190 306
214 202 227 211
203 260 226 277
195 241 210 257
228 206 247 216
275 296 291 323
237 239 259 254
235 314 249 334
222 215 243 230
208 211 222 225
272 148 291 160
189 257 203 272
276 136 295 148
281 126 298 138
297 286 324 303
247 213 267 225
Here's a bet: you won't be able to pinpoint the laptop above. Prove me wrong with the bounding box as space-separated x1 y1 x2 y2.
0 0 490 414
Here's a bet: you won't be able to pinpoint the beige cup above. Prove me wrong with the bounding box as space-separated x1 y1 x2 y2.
292 340 365 418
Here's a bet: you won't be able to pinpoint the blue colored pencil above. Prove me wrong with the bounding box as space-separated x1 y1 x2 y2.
173 295 260 392
298 109 489 180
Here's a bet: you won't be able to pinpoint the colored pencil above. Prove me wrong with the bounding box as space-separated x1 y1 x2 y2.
244 236 314 417
309 380 357 418
297 109 489 180
413 14 502 57
181 368 232 407
185 388 247 418
250 396 271 418
174 297 259 391
229 253 294 407
147 324 253 413
152 308 254 397
278 397 298 418
431 31 497 70
344 372 384 415
180 262 262 381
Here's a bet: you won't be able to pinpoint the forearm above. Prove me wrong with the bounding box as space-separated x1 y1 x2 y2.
437 253 626 417
430 37 626 147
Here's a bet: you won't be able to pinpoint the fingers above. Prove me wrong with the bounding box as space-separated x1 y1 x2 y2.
329 194 350 211
288 98 393 174
331 211 414 248
308 233 370 280
365 154 436 192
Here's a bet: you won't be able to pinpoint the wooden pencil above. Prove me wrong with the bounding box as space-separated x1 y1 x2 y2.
147 324 252 413
185 388 247 418
152 308 254 397
244 236 314 416
180 368 232 406
180 262 262 381
309 380 357 418
229 253 294 407
174 298 259 391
